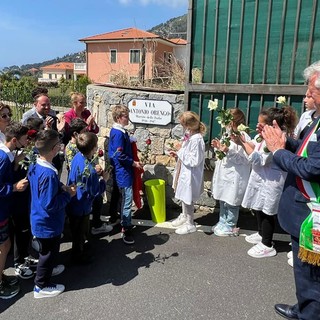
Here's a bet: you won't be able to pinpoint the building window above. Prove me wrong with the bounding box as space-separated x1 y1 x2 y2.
164 52 172 64
110 49 117 64
130 49 140 64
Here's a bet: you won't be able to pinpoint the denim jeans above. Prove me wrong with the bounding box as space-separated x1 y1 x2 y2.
218 200 240 229
119 186 133 229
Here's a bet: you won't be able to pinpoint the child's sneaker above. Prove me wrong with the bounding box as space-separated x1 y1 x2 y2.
247 242 277 258
1 273 19 286
0 281 20 300
24 256 39 268
287 251 293 259
52 265 65 277
245 232 262 244
34 283 65 299
91 223 113 235
175 223 197 235
122 228 134 245
171 213 187 228
14 262 34 279
288 257 294 267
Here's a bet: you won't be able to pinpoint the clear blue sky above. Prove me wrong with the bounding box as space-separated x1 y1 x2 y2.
0 0 187 69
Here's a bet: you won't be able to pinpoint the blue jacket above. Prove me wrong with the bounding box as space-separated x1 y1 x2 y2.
67 152 106 216
273 118 320 238
28 159 71 238
0 148 14 222
108 125 133 187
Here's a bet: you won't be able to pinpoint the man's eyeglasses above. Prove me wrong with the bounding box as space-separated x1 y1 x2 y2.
0 113 12 119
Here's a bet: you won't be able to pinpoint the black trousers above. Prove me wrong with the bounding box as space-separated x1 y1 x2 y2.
254 210 276 247
291 236 320 319
68 214 90 259
91 195 103 228
34 236 60 289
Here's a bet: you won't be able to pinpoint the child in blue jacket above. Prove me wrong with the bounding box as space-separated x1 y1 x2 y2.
28 130 76 299
108 105 142 245
0 122 29 299
67 132 109 264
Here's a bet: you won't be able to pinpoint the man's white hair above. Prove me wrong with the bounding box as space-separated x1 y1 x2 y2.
303 61 320 88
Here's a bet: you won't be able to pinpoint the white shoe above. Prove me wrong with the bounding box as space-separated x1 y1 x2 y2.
52 264 65 277
175 223 197 235
91 223 113 235
245 232 262 244
287 251 293 259
34 283 65 299
171 213 187 228
247 242 277 258
288 257 293 267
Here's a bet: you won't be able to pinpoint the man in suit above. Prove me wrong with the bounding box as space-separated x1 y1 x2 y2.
22 93 65 175
263 61 320 319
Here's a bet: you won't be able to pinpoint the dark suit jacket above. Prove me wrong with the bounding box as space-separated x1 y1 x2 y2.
273 119 320 238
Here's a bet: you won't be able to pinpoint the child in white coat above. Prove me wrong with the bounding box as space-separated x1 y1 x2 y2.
170 111 206 235
237 107 297 258
211 109 251 236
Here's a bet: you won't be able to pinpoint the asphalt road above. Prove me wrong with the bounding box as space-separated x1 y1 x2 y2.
1 208 296 320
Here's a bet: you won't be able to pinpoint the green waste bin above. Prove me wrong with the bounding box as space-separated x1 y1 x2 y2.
144 179 166 223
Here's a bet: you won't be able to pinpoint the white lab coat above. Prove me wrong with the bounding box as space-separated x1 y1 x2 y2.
212 132 251 206
173 133 205 205
294 109 314 139
241 137 287 216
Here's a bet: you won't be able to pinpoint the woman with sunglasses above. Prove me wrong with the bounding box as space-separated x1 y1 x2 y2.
0 103 12 144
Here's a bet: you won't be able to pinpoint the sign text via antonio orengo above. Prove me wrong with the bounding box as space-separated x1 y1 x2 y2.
128 99 172 125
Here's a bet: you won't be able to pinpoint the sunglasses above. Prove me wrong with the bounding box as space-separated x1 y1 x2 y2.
0 113 12 119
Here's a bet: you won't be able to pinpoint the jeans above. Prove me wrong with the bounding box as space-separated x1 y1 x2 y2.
218 200 239 229
119 186 133 229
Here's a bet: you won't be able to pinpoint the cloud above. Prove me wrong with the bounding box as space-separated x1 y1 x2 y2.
118 0 187 8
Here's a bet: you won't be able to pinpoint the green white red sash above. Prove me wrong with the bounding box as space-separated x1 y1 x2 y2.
296 119 320 265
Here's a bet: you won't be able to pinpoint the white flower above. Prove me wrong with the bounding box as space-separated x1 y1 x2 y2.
237 124 249 132
276 96 286 104
208 99 219 111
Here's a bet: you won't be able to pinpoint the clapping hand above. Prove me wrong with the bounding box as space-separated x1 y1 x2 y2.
262 120 286 152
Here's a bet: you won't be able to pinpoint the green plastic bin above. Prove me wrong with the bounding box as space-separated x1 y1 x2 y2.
144 179 166 223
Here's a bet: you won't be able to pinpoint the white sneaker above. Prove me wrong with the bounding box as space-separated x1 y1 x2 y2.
171 214 187 228
247 242 277 258
288 257 294 267
34 283 65 299
91 223 113 235
175 223 197 235
287 251 293 259
52 265 65 277
245 232 262 244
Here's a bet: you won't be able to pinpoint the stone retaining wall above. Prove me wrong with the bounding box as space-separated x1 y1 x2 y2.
87 84 216 208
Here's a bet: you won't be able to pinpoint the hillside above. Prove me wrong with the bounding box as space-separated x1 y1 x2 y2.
1 14 187 73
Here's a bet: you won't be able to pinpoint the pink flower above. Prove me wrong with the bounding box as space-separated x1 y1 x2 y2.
117 147 123 152
146 138 151 145
27 129 38 139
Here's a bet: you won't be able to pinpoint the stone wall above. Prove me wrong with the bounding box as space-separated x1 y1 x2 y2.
86 84 216 208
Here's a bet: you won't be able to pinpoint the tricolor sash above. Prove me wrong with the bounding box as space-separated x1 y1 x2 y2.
296 119 320 265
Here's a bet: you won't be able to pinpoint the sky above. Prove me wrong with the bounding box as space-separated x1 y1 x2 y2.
0 0 187 70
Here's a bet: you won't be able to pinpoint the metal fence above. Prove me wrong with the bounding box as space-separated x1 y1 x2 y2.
185 0 320 141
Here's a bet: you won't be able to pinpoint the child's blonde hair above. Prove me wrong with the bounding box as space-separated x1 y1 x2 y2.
112 105 129 122
179 111 207 135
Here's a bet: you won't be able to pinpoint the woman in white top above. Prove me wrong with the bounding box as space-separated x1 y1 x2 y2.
0 103 12 144
236 107 297 258
170 111 206 235
211 109 251 236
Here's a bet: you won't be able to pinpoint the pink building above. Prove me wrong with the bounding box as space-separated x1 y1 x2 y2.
79 27 186 84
